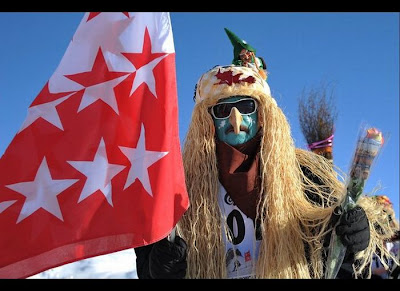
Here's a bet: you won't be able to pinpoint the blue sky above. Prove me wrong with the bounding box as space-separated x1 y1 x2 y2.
0 12 398 217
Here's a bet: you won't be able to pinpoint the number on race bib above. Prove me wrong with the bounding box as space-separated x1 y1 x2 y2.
227 209 245 245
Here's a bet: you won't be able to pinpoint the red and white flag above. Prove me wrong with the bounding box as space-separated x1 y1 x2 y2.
0 12 189 278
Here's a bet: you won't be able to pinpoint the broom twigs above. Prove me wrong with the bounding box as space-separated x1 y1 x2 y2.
298 82 338 161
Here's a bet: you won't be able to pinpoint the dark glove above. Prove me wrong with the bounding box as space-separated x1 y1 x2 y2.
146 236 187 279
335 206 370 253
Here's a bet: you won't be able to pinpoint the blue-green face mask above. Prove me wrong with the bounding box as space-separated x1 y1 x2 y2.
210 96 259 146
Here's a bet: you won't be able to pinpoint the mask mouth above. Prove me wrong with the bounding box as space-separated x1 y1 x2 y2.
226 125 249 134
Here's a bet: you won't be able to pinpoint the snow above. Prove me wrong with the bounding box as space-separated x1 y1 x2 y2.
28 248 138 279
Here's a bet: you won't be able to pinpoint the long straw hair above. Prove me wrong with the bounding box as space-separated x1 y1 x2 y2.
355 194 400 278
177 81 345 278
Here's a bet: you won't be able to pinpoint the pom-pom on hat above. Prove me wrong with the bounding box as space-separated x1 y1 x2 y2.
194 65 273 105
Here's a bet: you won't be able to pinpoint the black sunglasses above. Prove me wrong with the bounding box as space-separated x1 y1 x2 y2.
210 98 258 119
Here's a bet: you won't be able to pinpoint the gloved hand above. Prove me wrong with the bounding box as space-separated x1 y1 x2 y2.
147 236 187 279
335 206 370 253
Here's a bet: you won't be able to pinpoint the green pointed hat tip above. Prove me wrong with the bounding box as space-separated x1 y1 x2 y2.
224 28 256 60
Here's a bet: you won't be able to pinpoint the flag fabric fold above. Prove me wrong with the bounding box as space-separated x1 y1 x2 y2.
0 12 189 278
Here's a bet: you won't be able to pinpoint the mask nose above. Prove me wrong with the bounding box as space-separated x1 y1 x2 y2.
229 107 243 134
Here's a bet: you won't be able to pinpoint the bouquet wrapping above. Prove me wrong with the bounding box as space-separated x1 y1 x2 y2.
324 126 385 279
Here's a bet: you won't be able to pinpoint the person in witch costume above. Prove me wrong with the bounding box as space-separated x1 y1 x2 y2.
134 31 383 279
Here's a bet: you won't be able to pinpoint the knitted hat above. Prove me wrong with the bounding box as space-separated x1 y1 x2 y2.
194 65 272 105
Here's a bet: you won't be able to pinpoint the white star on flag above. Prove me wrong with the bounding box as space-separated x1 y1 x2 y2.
121 12 175 53
48 14 136 94
78 75 129 114
18 94 73 132
75 13 137 73
130 55 167 98
119 124 168 196
0 200 17 214
76 14 135 57
5 157 78 223
67 138 125 206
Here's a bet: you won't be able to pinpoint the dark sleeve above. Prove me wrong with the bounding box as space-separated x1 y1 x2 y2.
300 164 360 279
135 244 154 279
300 165 333 206
335 253 359 279
336 252 374 279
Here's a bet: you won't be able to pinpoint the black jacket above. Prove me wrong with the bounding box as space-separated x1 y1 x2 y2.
135 165 368 279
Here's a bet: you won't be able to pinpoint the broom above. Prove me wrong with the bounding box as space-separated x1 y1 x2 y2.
298 83 338 161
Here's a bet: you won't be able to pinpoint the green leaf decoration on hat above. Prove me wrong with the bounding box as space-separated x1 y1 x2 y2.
224 28 256 64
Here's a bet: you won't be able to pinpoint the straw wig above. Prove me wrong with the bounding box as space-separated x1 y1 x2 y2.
355 195 400 278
